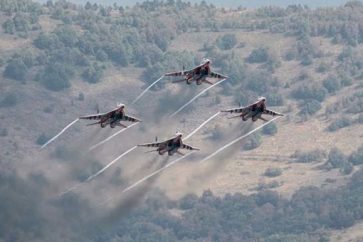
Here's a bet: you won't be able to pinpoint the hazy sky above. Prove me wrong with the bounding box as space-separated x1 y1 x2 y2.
35 0 349 8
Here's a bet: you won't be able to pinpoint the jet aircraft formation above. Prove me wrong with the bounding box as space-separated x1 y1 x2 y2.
75 58 283 157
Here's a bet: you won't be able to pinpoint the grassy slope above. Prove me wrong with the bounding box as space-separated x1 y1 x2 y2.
0 10 363 238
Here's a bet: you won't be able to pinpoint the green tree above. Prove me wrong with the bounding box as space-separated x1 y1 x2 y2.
217 34 237 50
4 58 28 81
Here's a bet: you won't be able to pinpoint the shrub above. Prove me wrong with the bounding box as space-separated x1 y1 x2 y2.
78 92 84 101
38 63 73 91
0 128 8 137
246 47 269 63
348 145 363 165
327 148 347 169
291 85 327 102
340 162 353 175
292 149 326 163
264 167 282 177
82 63 103 83
4 58 28 81
0 92 18 107
327 118 352 132
323 76 341 93
266 93 284 106
262 122 277 135
243 132 261 150
316 62 329 73
36 133 49 145
43 106 53 113
216 34 237 50
299 99 321 116
179 194 199 210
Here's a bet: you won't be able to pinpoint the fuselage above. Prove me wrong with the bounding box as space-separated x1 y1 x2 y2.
242 99 266 122
186 62 211 85
101 106 125 128
158 135 183 156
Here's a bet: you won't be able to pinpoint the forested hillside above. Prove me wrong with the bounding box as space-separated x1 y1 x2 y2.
0 0 363 241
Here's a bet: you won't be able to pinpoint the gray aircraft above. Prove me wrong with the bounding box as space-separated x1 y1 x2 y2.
79 103 141 128
221 97 283 122
138 132 199 156
165 58 227 85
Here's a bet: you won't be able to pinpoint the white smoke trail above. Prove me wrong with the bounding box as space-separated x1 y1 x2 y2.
86 146 137 182
169 78 227 117
40 118 79 150
200 117 281 163
121 151 195 195
184 111 220 141
60 146 138 196
89 122 139 151
132 76 164 105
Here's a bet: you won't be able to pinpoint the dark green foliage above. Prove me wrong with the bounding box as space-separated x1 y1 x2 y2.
2 19 15 34
327 117 352 132
246 47 269 63
0 128 8 137
37 63 73 91
323 76 341 93
0 92 18 107
299 99 321 116
327 148 348 169
0 171 46 242
243 132 261 150
262 122 277 135
82 63 103 83
292 149 326 163
179 193 199 210
340 162 354 175
266 93 284 106
36 133 49 145
349 145 363 165
291 84 327 102
78 92 84 101
4 58 28 81
246 70 276 93
54 26 78 47
216 34 237 50
316 62 329 73
264 167 282 177
33 32 61 50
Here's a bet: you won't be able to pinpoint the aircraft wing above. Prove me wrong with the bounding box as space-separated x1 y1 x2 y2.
181 144 199 151
263 109 283 117
122 114 141 123
164 69 193 77
79 111 111 121
221 106 251 114
138 141 166 148
209 71 227 79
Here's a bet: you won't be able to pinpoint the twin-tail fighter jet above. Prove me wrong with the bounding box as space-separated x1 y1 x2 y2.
138 132 199 156
79 103 141 128
221 97 283 122
165 58 227 85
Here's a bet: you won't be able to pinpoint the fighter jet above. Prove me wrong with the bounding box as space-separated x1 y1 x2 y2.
138 132 199 156
79 103 141 128
221 97 283 122
165 58 227 85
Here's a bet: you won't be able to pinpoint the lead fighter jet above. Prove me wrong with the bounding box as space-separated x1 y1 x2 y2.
138 132 199 156
165 58 227 85
221 97 283 122
79 104 141 128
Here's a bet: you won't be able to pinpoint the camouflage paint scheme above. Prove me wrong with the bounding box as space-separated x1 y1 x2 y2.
79 104 141 128
165 58 227 85
221 97 283 122
138 132 199 156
